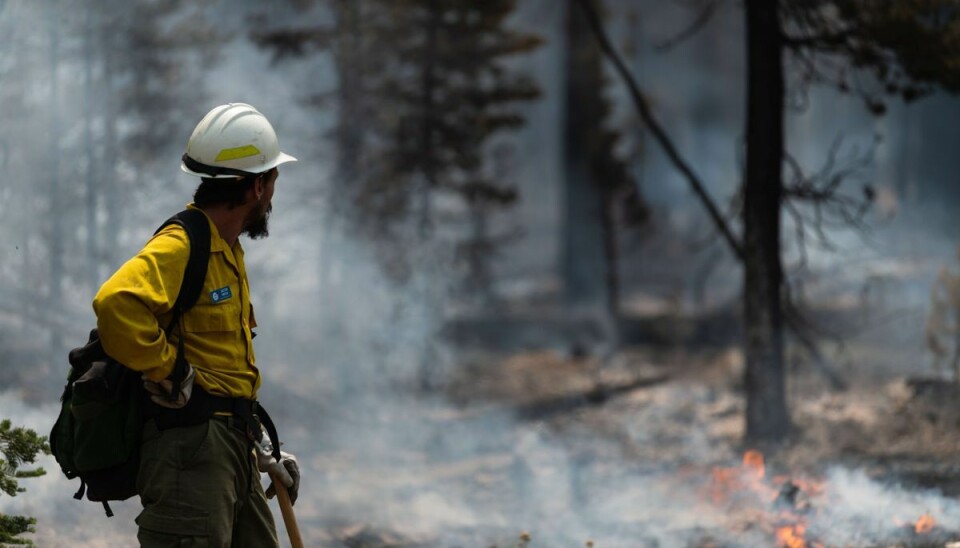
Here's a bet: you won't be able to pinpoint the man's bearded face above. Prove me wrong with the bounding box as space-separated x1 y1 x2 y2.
243 199 271 240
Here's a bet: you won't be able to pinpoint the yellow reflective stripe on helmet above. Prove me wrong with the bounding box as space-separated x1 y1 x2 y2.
215 145 261 162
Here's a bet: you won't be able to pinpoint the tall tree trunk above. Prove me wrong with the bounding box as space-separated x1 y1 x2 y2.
83 9 99 295
896 105 916 204
415 0 442 390
334 0 363 197
48 1 64 357
102 31 121 272
319 0 364 317
465 203 494 305
561 0 612 324
743 0 792 442
600 190 620 352
417 0 440 236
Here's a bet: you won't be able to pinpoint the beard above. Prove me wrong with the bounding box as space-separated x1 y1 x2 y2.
242 201 272 240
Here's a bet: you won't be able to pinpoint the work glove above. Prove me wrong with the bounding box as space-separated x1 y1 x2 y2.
257 444 300 505
142 364 195 409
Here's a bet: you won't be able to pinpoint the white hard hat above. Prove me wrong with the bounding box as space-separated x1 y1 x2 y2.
181 103 297 178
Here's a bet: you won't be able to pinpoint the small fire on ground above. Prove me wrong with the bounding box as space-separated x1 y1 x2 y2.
708 450 938 547
915 514 936 534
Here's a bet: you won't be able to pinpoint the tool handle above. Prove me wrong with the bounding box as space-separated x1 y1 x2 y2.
271 473 304 548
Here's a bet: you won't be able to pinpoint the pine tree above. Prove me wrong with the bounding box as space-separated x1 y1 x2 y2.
254 0 541 290
88 0 221 268
0 419 49 546
0 0 221 369
783 0 960 108
384 0 541 296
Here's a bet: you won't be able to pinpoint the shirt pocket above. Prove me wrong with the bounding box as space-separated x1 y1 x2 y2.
183 303 241 333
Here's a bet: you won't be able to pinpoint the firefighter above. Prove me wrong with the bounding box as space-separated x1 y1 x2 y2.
94 103 300 547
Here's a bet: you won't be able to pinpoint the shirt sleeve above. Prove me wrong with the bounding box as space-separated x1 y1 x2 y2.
92 225 189 382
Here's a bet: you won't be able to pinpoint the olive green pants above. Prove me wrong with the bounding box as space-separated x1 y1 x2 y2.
136 418 279 547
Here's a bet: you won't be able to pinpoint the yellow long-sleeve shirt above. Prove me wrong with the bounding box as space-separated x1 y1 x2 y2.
93 205 260 399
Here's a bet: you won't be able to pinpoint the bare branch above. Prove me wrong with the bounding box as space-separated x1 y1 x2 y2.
784 199 808 275
574 0 744 261
781 134 876 259
782 283 850 392
782 30 854 50
654 0 723 52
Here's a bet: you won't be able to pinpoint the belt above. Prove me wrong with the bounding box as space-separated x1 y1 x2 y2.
144 386 282 460
211 413 258 440
146 386 259 436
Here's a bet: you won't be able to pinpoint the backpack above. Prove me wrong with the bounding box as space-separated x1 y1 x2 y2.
49 209 211 517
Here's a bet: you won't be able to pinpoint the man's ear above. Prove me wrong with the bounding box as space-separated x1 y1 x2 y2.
253 174 265 200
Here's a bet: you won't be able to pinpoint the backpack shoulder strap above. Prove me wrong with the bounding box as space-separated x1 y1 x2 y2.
153 208 211 399
154 208 212 325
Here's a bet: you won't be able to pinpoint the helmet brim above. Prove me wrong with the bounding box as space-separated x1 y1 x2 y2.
180 151 298 178
270 152 298 169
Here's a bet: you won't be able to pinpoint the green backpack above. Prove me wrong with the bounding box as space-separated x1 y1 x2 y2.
49 209 210 517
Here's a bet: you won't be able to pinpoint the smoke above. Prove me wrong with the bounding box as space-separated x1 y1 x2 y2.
0 391 139 545
6 322 960 548
3 1 960 547
811 467 960 546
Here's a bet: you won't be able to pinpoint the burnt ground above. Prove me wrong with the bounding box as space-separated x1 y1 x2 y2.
15 302 959 547
454 344 960 547
298 310 960 548
442 303 960 483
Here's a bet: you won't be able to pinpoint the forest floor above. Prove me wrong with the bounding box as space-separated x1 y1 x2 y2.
305 330 960 548
12 306 960 547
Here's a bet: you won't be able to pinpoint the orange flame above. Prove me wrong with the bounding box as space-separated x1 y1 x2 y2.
709 450 769 504
776 523 806 548
709 451 827 547
915 514 935 534
743 450 766 480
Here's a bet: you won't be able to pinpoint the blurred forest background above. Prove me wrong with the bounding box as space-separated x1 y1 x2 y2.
4 0 960 546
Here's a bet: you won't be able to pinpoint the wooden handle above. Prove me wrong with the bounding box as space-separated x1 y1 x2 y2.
271 474 304 548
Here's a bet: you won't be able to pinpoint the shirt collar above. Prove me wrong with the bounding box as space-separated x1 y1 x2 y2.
186 203 229 253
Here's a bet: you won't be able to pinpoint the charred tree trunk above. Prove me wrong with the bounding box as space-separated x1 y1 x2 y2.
561 0 614 348
601 192 619 324
416 0 442 390
743 0 792 442
102 41 120 272
48 1 64 358
417 0 440 236
599 187 625 362
334 0 364 197
83 9 99 295
320 0 365 317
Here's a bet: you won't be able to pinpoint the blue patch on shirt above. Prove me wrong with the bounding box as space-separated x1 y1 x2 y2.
210 286 233 304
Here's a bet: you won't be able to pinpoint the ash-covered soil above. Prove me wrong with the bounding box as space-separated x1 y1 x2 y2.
300 336 960 547
452 342 960 484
